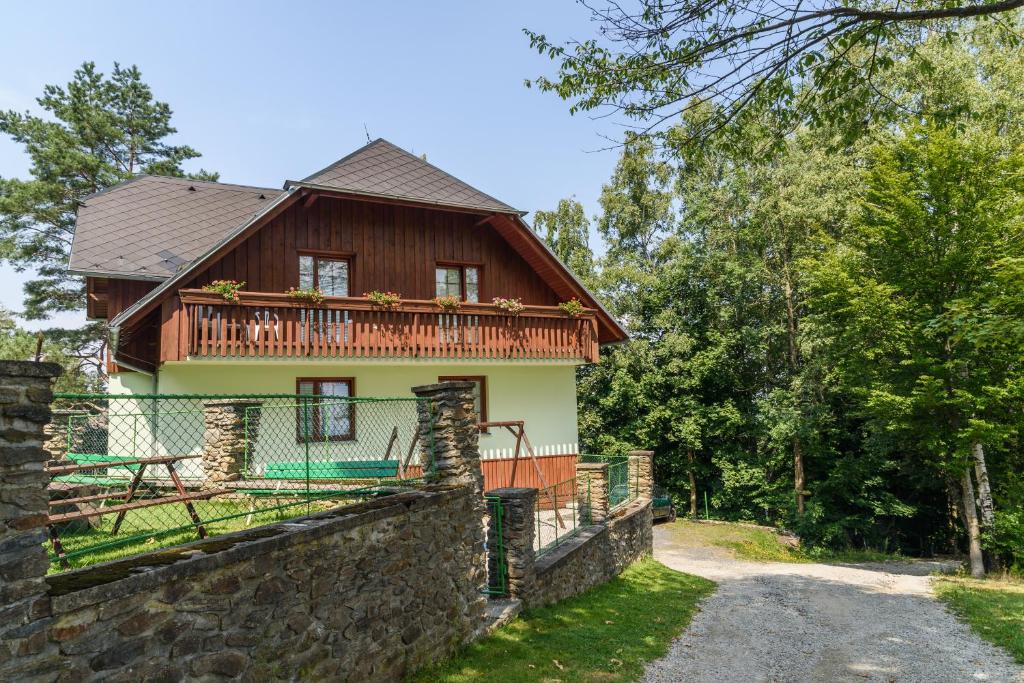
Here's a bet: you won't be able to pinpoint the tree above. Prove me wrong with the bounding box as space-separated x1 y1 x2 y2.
526 1 1024 144
0 61 216 382
533 198 595 283
0 309 97 392
807 123 1024 575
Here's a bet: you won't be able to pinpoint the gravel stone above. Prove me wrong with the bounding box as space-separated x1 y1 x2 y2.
644 524 1024 683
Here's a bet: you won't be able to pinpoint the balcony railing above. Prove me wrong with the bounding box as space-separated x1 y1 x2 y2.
170 290 599 362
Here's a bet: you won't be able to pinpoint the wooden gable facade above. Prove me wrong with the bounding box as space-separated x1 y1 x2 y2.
94 193 598 372
181 196 560 304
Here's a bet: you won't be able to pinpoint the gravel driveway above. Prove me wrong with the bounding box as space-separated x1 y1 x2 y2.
645 524 1024 683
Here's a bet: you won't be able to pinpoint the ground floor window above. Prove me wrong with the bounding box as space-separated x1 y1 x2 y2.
438 375 487 430
296 377 355 441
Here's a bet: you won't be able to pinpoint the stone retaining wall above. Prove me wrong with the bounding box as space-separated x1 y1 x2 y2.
530 499 653 607
5 488 483 682
0 373 489 682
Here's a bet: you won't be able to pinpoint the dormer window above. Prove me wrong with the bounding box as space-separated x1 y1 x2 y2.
436 263 479 303
299 252 350 297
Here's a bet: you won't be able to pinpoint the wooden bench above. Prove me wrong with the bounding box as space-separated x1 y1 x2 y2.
264 460 400 480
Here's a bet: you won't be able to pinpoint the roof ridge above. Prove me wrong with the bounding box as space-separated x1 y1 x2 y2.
372 139 513 213
142 174 281 194
298 138 390 184
297 137 517 213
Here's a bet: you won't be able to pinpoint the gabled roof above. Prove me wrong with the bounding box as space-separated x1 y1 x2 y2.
69 176 282 279
77 137 627 345
296 139 518 214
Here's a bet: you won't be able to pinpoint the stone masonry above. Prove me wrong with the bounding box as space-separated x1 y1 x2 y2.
42 410 90 461
201 398 262 485
486 487 537 600
486 452 656 609
576 461 610 525
411 381 482 495
629 449 655 499
0 361 62 678
0 373 493 681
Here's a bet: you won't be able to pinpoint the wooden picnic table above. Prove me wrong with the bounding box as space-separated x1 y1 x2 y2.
45 453 218 568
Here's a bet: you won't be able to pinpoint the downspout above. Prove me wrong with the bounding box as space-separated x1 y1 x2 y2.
107 323 154 378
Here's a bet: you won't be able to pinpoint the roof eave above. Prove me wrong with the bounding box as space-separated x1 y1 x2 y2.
109 187 300 330
67 268 167 282
504 213 628 344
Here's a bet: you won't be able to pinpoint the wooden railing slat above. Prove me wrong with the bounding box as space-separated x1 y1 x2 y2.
181 292 597 361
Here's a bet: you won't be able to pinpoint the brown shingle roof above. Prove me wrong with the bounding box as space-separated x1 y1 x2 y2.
298 139 517 214
70 139 520 280
69 176 281 279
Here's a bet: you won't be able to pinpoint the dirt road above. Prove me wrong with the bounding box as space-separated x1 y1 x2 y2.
644 523 1024 683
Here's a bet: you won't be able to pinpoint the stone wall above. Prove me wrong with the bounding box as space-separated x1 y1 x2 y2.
4 489 482 682
200 398 262 485
486 454 656 609
529 499 653 608
0 374 489 682
0 361 63 680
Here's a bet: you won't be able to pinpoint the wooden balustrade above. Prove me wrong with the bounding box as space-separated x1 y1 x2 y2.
163 290 600 362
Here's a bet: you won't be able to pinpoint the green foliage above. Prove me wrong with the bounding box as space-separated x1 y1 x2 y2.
409 559 714 682
533 198 594 283
0 309 98 392
571 25 1024 568
525 1 1024 147
935 578 1024 662
0 61 216 320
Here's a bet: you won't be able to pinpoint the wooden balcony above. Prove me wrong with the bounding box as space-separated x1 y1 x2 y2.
160 290 600 363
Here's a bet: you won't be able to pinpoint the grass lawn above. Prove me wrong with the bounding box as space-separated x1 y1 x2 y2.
49 497 340 572
935 576 1024 664
409 559 715 683
665 519 899 564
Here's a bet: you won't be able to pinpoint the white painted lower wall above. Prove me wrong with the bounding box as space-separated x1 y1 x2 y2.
108 361 581 463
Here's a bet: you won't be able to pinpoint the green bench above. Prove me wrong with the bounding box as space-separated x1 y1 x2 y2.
263 460 400 480
54 453 145 486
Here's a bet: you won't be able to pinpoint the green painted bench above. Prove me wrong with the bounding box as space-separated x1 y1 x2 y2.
263 460 400 480
54 453 144 486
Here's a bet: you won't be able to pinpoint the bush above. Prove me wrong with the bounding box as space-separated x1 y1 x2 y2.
986 510 1024 575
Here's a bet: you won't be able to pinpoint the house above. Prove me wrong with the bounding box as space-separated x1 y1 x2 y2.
68 138 627 485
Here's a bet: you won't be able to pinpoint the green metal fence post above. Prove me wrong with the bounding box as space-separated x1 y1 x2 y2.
302 396 311 514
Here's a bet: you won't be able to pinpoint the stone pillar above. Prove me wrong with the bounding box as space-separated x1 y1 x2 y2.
628 450 655 500
42 408 89 460
411 381 483 495
575 461 609 525
487 488 537 599
0 361 62 674
201 399 262 486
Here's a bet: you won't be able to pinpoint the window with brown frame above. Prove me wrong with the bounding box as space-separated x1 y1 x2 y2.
438 375 487 430
435 263 479 302
299 252 351 296
296 377 355 442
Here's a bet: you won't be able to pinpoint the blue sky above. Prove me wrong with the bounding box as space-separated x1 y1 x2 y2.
0 1 619 330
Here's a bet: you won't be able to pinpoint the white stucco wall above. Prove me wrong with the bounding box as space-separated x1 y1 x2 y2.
108 362 580 465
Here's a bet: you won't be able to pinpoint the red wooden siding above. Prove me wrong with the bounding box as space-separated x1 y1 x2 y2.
481 453 578 492
184 197 561 305
405 453 577 493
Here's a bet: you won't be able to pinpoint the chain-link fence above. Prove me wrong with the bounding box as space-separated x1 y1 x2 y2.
46 393 432 572
534 474 586 557
580 453 636 510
